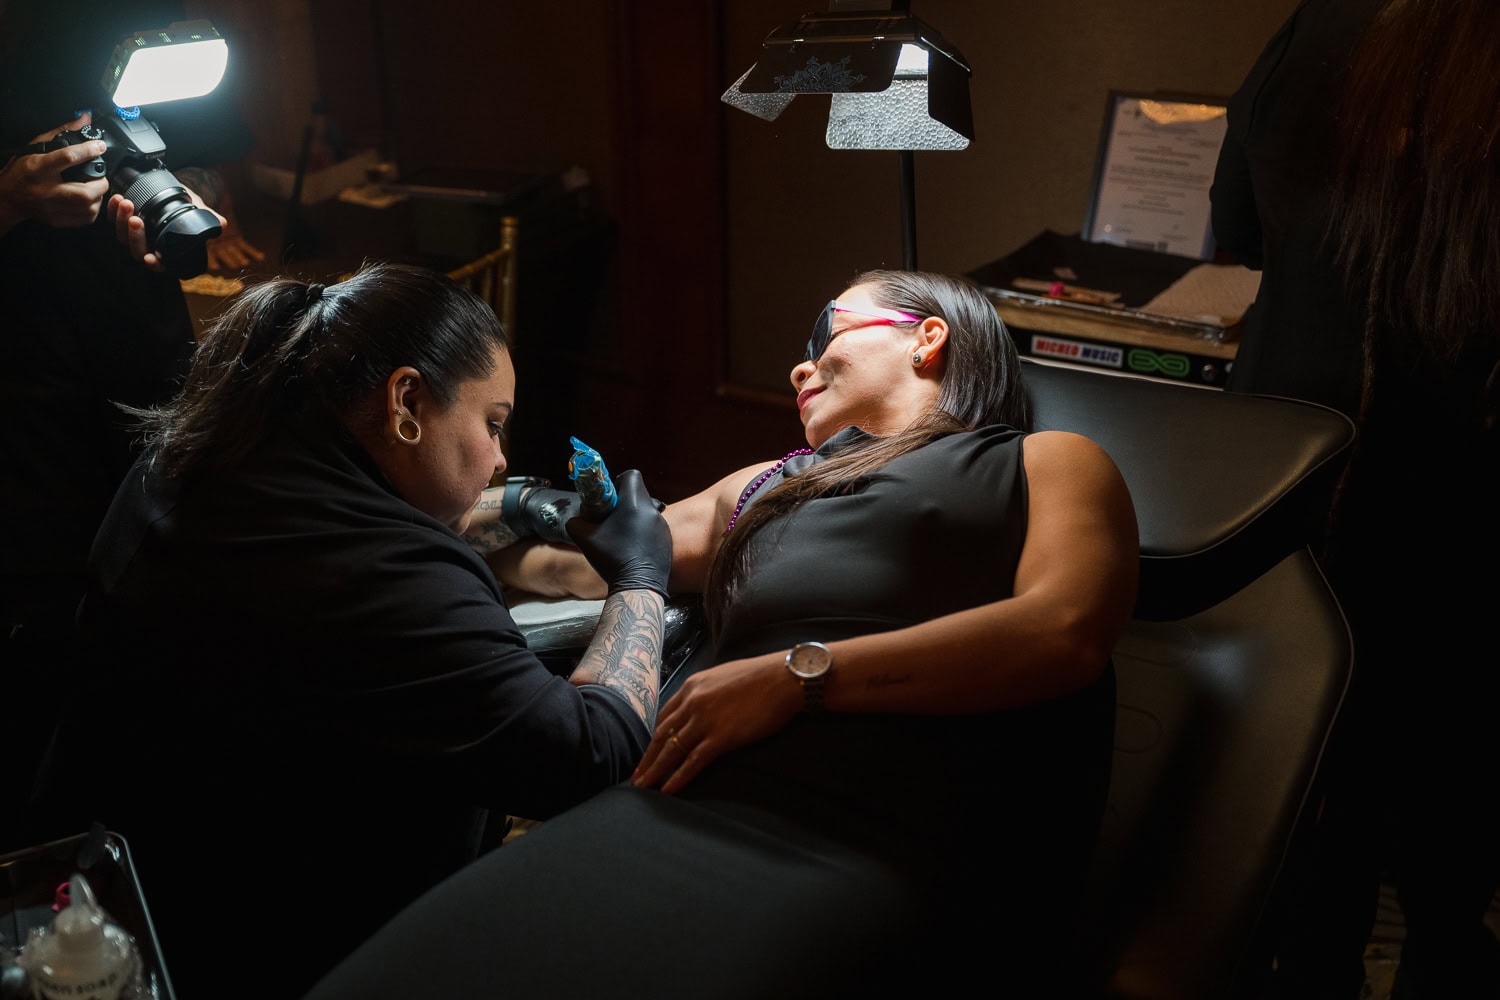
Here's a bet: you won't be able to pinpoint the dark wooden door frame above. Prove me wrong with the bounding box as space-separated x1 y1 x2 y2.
601 0 794 502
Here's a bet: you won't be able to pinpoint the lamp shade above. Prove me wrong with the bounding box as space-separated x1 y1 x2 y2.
722 9 972 151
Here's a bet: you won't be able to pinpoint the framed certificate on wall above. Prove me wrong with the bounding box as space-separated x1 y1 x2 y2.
1082 91 1229 261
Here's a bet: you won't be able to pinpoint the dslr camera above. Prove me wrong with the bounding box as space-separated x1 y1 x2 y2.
37 110 222 278
29 20 231 278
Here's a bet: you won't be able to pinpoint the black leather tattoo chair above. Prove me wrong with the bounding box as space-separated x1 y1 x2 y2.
303 358 1357 1000
1022 359 1356 999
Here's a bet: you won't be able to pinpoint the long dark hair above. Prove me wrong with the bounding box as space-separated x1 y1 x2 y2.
704 269 1029 635
132 262 509 480
1331 0 1500 425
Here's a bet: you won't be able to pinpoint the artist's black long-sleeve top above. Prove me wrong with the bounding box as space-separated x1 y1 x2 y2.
38 418 647 996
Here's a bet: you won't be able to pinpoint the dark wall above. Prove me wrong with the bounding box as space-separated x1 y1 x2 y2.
721 0 1300 395
192 0 1300 500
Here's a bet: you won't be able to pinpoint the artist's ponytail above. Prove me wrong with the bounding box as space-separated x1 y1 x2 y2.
130 262 508 481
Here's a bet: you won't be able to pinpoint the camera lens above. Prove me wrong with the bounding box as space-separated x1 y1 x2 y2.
114 163 222 278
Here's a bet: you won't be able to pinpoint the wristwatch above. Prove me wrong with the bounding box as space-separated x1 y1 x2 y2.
785 641 834 713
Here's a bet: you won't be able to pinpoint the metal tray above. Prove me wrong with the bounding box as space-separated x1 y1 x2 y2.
0 828 175 999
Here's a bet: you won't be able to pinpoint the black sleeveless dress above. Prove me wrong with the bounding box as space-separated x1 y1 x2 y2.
304 426 1117 999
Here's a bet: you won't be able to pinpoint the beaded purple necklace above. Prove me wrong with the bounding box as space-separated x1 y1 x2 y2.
723 447 814 535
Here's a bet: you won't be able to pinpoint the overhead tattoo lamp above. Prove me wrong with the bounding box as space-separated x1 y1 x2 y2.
721 0 973 271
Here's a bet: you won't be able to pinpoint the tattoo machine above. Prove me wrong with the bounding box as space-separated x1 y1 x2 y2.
501 476 577 544
503 438 661 542
568 436 618 520
499 438 616 543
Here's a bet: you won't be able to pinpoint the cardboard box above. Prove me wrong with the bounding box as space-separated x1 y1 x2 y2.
248 149 381 204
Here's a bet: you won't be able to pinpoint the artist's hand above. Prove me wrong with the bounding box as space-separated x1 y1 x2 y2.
0 113 109 235
110 190 224 270
566 469 671 596
631 653 801 794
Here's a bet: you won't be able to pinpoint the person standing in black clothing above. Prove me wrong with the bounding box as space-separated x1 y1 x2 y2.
1211 2 1500 996
0 1 255 829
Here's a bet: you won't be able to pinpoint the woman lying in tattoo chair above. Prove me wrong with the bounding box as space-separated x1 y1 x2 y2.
308 269 1139 998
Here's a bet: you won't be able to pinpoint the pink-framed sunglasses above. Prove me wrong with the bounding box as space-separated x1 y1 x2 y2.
805 300 922 362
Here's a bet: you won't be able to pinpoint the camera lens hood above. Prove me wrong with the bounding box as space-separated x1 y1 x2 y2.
117 166 222 278
155 207 223 278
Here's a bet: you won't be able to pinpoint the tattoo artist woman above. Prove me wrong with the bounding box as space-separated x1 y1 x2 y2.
309 270 1140 998
28 263 672 999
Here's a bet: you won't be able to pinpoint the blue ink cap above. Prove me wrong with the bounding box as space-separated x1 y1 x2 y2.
568 436 618 518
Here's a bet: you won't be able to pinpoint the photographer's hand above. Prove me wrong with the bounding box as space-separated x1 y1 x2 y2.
110 189 225 271
0 113 109 237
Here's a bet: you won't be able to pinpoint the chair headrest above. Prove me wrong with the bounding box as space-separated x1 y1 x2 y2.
1022 360 1355 620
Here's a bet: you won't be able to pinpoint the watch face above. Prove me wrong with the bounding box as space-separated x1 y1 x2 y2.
787 642 832 679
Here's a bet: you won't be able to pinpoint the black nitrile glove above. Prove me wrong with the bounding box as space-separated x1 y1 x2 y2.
565 469 672 597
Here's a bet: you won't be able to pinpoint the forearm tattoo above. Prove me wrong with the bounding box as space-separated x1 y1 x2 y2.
865 671 913 690
465 516 520 553
574 591 663 729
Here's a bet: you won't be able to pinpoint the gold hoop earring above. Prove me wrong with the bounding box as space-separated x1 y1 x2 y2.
396 414 422 444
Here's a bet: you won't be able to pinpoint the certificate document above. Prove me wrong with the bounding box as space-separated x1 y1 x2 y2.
1083 93 1228 261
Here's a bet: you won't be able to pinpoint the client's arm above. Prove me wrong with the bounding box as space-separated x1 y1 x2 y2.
633 430 1139 794
484 458 781 598
488 541 607 600
465 481 604 597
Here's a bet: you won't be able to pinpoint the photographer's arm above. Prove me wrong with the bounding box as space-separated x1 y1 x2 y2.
0 114 109 237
